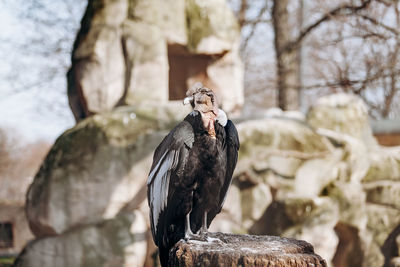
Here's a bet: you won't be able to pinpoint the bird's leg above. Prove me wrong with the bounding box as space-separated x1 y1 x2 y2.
184 212 194 240
198 212 208 237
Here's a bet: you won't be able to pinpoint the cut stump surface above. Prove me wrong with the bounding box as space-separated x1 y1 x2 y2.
169 232 327 267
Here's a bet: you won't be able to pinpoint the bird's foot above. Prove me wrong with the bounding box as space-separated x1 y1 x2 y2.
184 227 196 241
191 227 208 241
184 232 197 241
198 228 208 237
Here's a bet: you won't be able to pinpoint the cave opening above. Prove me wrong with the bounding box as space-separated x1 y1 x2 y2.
168 44 218 100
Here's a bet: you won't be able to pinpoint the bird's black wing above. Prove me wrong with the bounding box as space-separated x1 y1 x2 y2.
147 120 194 246
217 120 239 212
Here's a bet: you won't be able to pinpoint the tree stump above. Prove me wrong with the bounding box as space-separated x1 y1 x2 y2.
169 232 327 267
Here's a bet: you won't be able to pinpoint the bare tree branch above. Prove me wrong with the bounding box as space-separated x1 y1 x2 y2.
359 14 399 35
286 0 373 52
238 0 248 27
241 1 270 49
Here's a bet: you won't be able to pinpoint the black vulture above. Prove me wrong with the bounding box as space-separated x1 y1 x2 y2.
147 86 239 266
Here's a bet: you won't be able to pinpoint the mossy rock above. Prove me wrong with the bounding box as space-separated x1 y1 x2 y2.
26 104 188 237
185 0 239 52
13 211 147 267
236 118 331 174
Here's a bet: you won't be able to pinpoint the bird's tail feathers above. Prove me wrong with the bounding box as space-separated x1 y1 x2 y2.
159 245 170 267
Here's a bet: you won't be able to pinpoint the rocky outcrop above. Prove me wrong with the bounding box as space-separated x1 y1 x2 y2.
306 93 377 148
169 232 327 267
26 103 190 237
231 93 400 267
18 103 192 267
68 0 243 121
13 211 147 267
18 93 400 267
249 197 339 264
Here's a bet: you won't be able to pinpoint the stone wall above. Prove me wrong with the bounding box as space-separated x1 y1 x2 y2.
68 0 243 121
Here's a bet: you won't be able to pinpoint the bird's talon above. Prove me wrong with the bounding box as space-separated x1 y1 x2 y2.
184 233 199 241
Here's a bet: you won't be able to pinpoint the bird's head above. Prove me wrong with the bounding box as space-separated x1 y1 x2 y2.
183 84 218 114
183 85 224 137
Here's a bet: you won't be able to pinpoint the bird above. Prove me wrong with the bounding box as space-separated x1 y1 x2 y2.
147 85 239 266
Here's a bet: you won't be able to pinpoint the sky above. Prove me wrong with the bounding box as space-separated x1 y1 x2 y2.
0 0 86 143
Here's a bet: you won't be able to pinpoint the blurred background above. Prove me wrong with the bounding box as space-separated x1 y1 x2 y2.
0 0 399 266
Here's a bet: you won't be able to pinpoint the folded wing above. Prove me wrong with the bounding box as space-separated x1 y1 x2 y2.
147 120 194 246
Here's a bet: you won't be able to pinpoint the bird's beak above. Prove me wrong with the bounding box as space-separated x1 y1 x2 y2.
183 96 193 105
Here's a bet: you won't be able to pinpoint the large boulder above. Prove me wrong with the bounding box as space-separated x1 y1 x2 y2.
234 116 337 202
22 92 400 267
306 93 377 148
13 211 147 267
26 104 189 237
232 94 400 266
209 184 243 233
236 117 332 179
249 197 340 264
68 0 243 121
363 146 400 182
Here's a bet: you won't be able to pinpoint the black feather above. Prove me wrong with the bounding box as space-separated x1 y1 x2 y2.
147 110 239 266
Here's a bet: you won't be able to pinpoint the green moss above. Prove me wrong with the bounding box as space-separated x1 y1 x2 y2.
78 214 139 267
127 0 161 25
127 0 138 20
185 0 213 51
284 198 316 224
0 256 15 267
101 214 136 255
92 112 158 147
363 155 400 182
238 130 274 159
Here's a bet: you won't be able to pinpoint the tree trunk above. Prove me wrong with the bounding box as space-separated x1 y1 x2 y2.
169 232 327 266
272 0 301 110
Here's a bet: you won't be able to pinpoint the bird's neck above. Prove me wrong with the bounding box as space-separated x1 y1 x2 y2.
199 111 217 138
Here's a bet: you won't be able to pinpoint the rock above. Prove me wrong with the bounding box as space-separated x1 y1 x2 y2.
294 149 343 197
391 257 400 267
67 0 128 119
239 182 272 229
237 118 331 157
68 0 243 121
236 117 332 179
232 117 335 211
316 128 371 183
159 0 187 45
365 204 400 266
249 197 339 264
122 21 169 104
363 147 400 182
268 156 303 178
169 232 327 266
185 0 239 54
13 211 147 267
306 93 378 148
209 184 243 233
323 180 368 229
382 224 400 267
26 104 186 237
364 181 400 209
206 45 244 113
229 94 400 266
332 222 364 267
397 235 400 256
